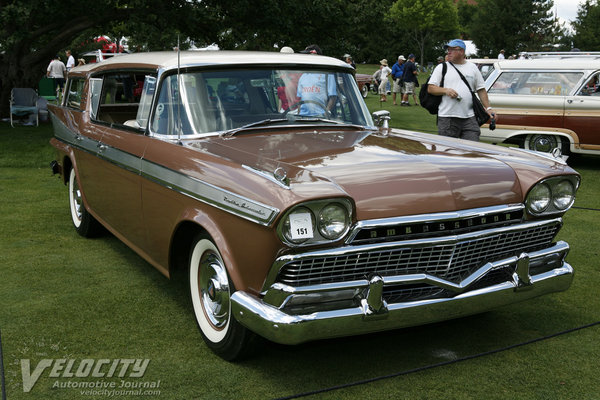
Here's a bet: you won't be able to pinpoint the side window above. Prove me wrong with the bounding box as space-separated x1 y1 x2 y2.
91 72 156 128
490 71 583 95
66 79 85 109
151 74 223 136
577 72 600 96
135 76 156 129
89 78 103 120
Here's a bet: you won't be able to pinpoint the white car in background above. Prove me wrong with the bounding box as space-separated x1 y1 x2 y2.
480 57 600 155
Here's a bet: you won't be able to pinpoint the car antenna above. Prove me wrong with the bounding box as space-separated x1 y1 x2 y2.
176 35 183 145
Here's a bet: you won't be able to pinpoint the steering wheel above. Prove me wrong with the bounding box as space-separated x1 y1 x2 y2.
284 100 331 118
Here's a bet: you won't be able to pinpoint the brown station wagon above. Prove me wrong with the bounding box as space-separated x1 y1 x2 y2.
49 51 580 360
481 58 600 155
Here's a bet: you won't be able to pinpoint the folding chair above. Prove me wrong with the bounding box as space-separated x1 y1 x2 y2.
10 88 39 127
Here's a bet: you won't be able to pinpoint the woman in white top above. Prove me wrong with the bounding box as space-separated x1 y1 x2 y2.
378 59 392 102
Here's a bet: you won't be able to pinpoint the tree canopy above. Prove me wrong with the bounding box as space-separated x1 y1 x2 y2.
0 0 219 116
388 0 459 66
467 0 568 57
1 0 598 117
572 0 600 50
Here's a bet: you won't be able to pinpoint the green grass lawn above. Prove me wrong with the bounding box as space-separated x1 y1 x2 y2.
1 109 599 399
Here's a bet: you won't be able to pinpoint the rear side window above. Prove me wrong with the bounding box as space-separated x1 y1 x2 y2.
489 71 583 95
90 72 157 128
65 78 85 109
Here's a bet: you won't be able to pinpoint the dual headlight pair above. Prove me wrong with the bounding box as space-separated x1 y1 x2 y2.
279 199 352 246
526 176 579 216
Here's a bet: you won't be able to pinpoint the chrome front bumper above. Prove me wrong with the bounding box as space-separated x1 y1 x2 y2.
231 241 573 345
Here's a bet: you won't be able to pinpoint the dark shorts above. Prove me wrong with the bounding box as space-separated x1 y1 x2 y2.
53 78 65 90
437 116 480 141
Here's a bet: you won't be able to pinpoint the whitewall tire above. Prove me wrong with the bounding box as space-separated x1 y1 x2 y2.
68 168 102 237
188 234 253 360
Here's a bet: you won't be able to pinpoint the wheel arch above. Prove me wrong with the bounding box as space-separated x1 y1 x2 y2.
62 155 73 185
168 214 246 292
493 128 578 153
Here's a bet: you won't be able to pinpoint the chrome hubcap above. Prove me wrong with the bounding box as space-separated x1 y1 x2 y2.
70 174 83 220
530 135 556 153
199 253 230 329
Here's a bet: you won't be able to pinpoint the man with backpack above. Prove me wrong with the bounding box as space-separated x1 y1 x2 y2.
401 54 419 106
426 39 494 141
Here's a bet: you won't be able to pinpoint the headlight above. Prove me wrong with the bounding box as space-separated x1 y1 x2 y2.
282 207 315 244
278 199 353 246
525 176 579 216
552 180 575 210
318 203 350 240
526 183 551 214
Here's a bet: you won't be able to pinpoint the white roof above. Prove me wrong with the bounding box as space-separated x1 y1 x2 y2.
495 58 600 71
69 50 351 74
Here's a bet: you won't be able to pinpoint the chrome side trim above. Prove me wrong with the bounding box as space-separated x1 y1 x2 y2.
141 159 279 226
50 112 279 226
51 113 101 156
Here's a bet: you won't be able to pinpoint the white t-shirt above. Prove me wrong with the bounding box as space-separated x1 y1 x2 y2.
66 55 75 70
47 59 66 78
498 53 505 60
428 61 485 118
380 66 392 81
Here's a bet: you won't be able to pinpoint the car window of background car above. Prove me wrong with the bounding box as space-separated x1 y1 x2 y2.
489 71 583 95
576 72 600 96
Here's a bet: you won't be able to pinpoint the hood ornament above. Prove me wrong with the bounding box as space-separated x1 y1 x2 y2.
273 167 288 184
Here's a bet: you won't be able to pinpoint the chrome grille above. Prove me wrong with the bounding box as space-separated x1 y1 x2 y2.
276 222 560 287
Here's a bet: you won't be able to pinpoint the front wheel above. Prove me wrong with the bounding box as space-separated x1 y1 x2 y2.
68 168 102 237
188 235 253 360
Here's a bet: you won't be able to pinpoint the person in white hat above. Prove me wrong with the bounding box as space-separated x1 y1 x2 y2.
391 55 406 105
378 59 391 102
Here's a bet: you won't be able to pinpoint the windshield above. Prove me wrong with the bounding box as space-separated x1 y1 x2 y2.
150 68 374 136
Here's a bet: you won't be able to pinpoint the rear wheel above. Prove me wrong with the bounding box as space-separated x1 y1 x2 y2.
188 234 253 360
524 134 563 153
68 168 102 237
361 84 369 98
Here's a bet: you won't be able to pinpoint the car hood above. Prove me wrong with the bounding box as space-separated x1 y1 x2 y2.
190 129 537 220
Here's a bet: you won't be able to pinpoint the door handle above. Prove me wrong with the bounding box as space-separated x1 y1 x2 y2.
97 144 107 152
567 99 573 104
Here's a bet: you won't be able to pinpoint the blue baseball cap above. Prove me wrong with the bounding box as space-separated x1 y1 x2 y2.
444 39 466 50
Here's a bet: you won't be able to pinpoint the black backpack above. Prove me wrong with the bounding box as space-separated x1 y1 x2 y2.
419 62 447 115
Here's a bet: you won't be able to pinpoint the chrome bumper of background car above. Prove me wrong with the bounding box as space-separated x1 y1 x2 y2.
231 242 573 345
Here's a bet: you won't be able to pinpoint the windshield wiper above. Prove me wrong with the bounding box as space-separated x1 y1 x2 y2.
221 119 288 137
292 117 368 130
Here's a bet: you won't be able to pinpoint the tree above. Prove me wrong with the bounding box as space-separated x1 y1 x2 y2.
387 0 459 66
456 0 477 40
469 0 567 57
572 0 600 50
0 0 220 117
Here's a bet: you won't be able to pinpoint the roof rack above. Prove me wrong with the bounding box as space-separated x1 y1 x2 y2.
518 51 600 60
